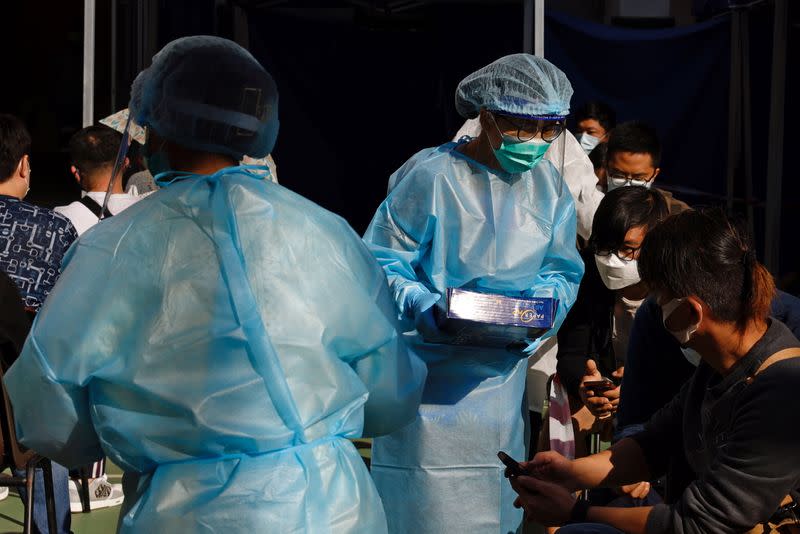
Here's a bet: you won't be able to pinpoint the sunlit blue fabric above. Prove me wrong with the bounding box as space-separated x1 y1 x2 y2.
5 167 426 533
363 141 584 533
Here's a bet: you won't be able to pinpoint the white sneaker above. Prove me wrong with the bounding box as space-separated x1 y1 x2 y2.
0 487 8 501
68 475 124 513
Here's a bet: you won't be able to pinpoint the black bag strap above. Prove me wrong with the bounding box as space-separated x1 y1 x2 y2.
78 196 113 219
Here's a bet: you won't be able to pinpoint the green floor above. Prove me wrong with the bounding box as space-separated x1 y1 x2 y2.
0 463 122 534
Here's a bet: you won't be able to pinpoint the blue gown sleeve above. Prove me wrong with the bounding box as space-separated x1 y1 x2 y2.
5 243 106 469
350 275 427 438
363 174 438 319
328 218 428 437
523 190 585 340
5 336 103 468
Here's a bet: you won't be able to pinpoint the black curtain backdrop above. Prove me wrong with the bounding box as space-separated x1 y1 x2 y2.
158 3 796 280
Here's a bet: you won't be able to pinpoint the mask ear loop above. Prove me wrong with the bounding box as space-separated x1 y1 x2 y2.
484 112 503 152
100 115 134 218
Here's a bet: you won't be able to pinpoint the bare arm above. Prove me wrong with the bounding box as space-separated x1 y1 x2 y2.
527 438 651 492
571 437 652 489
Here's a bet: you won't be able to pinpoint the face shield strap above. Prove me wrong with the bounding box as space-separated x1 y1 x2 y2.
170 99 264 133
100 114 134 218
486 109 567 122
551 130 566 197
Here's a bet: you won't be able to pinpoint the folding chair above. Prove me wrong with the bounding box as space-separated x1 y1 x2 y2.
0 366 58 534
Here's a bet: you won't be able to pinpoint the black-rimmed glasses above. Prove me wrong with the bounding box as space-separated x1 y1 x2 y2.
493 113 565 143
605 168 657 185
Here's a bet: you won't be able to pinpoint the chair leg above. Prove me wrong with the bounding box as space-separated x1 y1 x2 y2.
41 459 58 534
79 465 91 512
23 462 35 534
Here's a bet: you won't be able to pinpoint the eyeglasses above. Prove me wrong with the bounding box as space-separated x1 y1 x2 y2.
605 167 657 185
493 113 565 143
593 244 641 262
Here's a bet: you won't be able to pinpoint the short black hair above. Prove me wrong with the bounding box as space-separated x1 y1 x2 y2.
588 186 669 254
574 101 616 133
606 120 661 167
638 207 775 330
69 125 122 186
0 114 31 184
588 142 607 172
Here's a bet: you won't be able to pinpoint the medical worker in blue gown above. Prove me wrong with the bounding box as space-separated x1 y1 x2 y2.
364 54 585 533
5 36 426 533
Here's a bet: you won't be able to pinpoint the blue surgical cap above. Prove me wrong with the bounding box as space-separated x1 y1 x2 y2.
455 53 573 120
129 36 279 159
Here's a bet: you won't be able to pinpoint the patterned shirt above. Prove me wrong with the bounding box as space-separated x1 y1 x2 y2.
0 194 78 311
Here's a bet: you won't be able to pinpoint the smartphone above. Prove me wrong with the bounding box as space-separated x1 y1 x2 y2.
583 377 618 392
497 451 525 478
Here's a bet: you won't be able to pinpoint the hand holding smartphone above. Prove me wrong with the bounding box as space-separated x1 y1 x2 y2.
582 377 618 393
497 451 526 478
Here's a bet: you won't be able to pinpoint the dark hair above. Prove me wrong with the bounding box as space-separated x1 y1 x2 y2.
606 120 661 167
638 207 775 330
588 186 669 254
588 142 607 172
69 125 122 187
0 114 32 183
574 101 616 133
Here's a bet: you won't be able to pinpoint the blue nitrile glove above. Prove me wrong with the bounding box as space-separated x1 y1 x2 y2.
406 289 448 343
406 288 441 319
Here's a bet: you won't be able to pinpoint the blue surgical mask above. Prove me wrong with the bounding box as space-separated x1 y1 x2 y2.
487 114 552 174
490 134 549 174
576 132 601 154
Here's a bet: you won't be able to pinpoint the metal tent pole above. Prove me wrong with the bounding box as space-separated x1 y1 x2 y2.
725 11 742 214
534 0 544 57
83 0 96 127
523 0 533 54
764 0 788 273
741 9 754 236
111 0 117 112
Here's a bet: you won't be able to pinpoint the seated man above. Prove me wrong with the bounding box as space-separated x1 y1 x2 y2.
0 113 74 534
511 208 800 533
55 124 140 235
603 121 689 214
617 289 800 437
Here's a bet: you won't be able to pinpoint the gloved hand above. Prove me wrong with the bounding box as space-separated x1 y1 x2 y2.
406 289 440 318
406 289 447 343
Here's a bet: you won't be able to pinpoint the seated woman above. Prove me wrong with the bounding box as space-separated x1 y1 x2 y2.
554 186 668 444
510 207 800 533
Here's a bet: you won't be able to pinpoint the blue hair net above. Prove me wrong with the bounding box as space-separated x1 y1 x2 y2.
455 53 573 119
130 36 279 159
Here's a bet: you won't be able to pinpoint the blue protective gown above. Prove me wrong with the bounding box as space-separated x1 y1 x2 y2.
5 167 427 533
363 141 584 534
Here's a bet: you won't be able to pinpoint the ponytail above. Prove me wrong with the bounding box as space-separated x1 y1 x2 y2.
741 260 776 329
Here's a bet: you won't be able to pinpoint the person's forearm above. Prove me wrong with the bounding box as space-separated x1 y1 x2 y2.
570 438 651 489
586 505 652 534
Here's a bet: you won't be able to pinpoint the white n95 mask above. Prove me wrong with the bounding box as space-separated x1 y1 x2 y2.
594 254 641 290
661 297 700 345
